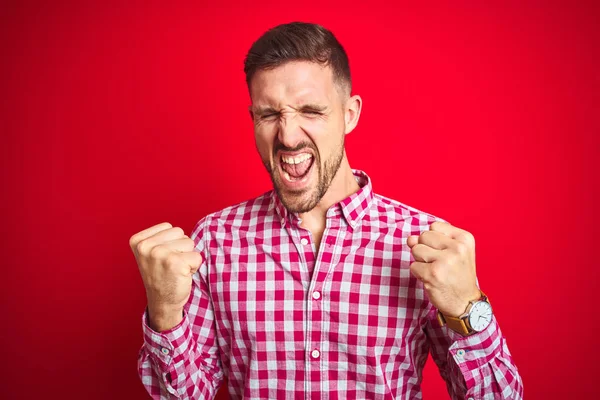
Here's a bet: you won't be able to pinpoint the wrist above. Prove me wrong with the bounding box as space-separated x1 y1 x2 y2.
147 305 184 332
437 289 492 336
443 288 483 318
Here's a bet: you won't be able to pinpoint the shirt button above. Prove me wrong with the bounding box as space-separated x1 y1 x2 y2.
161 347 170 355
467 398 474 400
312 291 321 300
301 238 309 246
457 349 466 357
311 349 320 359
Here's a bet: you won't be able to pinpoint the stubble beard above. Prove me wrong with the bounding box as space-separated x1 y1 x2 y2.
264 136 346 214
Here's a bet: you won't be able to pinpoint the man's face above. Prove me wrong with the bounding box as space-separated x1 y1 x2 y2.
249 61 348 213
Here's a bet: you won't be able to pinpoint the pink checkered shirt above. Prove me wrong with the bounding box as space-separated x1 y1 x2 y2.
138 169 523 399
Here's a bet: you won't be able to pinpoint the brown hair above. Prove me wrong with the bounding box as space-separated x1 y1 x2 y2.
243 22 352 97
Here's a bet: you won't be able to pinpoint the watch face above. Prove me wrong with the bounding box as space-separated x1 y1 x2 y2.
469 301 493 332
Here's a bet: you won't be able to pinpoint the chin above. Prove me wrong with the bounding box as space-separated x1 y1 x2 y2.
276 183 320 214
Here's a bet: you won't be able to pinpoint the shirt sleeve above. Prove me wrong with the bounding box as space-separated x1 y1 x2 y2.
137 216 224 399
421 215 523 399
424 305 524 399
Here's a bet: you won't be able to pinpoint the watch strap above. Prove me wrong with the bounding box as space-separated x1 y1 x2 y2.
436 310 472 335
436 291 489 336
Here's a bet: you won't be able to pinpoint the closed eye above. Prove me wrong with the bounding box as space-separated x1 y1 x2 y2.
302 110 322 116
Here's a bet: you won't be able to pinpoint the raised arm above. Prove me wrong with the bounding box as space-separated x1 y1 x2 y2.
131 218 224 398
408 220 523 398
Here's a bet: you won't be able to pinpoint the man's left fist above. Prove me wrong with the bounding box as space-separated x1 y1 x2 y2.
407 221 481 317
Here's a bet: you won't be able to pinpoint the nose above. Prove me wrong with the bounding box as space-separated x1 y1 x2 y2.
277 111 305 149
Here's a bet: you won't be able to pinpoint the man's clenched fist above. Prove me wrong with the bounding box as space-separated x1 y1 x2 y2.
129 222 203 332
407 221 481 318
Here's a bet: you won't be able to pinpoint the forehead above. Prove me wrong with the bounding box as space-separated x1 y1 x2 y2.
249 61 337 106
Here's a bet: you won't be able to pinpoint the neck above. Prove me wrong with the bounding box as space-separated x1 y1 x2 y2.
298 154 359 224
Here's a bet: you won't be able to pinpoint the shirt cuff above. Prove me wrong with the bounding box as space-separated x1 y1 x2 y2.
142 308 194 371
444 314 504 372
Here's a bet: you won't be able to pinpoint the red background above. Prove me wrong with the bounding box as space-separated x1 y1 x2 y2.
2 1 598 399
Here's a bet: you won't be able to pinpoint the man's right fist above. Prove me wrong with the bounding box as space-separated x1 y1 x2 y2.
129 222 203 332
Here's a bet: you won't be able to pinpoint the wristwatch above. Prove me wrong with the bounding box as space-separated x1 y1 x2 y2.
436 291 493 336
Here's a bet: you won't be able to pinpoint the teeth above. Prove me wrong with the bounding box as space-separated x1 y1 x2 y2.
282 153 312 164
283 171 293 181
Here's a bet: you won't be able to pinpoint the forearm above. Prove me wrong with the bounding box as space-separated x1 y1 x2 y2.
428 311 523 399
138 308 223 399
147 303 185 333
137 216 224 399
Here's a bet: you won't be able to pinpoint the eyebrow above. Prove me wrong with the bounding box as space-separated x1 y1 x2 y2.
251 103 329 116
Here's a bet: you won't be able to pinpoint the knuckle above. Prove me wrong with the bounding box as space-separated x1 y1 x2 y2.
446 252 458 265
128 234 138 250
165 252 181 267
430 265 439 280
455 242 468 256
149 244 164 259
458 231 474 245
466 232 475 246
430 264 444 282
172 227 185 237
193 251 202 262
136 240 149 255
191 259 201 272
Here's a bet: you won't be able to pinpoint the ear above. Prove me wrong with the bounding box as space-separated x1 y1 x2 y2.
343 95 362 135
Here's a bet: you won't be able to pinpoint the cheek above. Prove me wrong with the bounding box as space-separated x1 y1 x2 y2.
254 126 275 160
307 120 344 157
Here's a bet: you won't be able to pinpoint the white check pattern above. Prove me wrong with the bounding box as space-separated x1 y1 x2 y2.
138 169 523 399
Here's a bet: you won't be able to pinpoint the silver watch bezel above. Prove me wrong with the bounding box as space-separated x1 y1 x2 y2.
466 300 493 332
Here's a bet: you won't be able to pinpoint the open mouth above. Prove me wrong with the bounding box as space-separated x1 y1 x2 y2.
279 153 315 182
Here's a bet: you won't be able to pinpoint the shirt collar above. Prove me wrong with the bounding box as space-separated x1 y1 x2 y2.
272 169 374 230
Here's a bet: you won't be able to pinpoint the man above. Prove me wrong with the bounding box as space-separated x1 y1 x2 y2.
130 22 523 399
